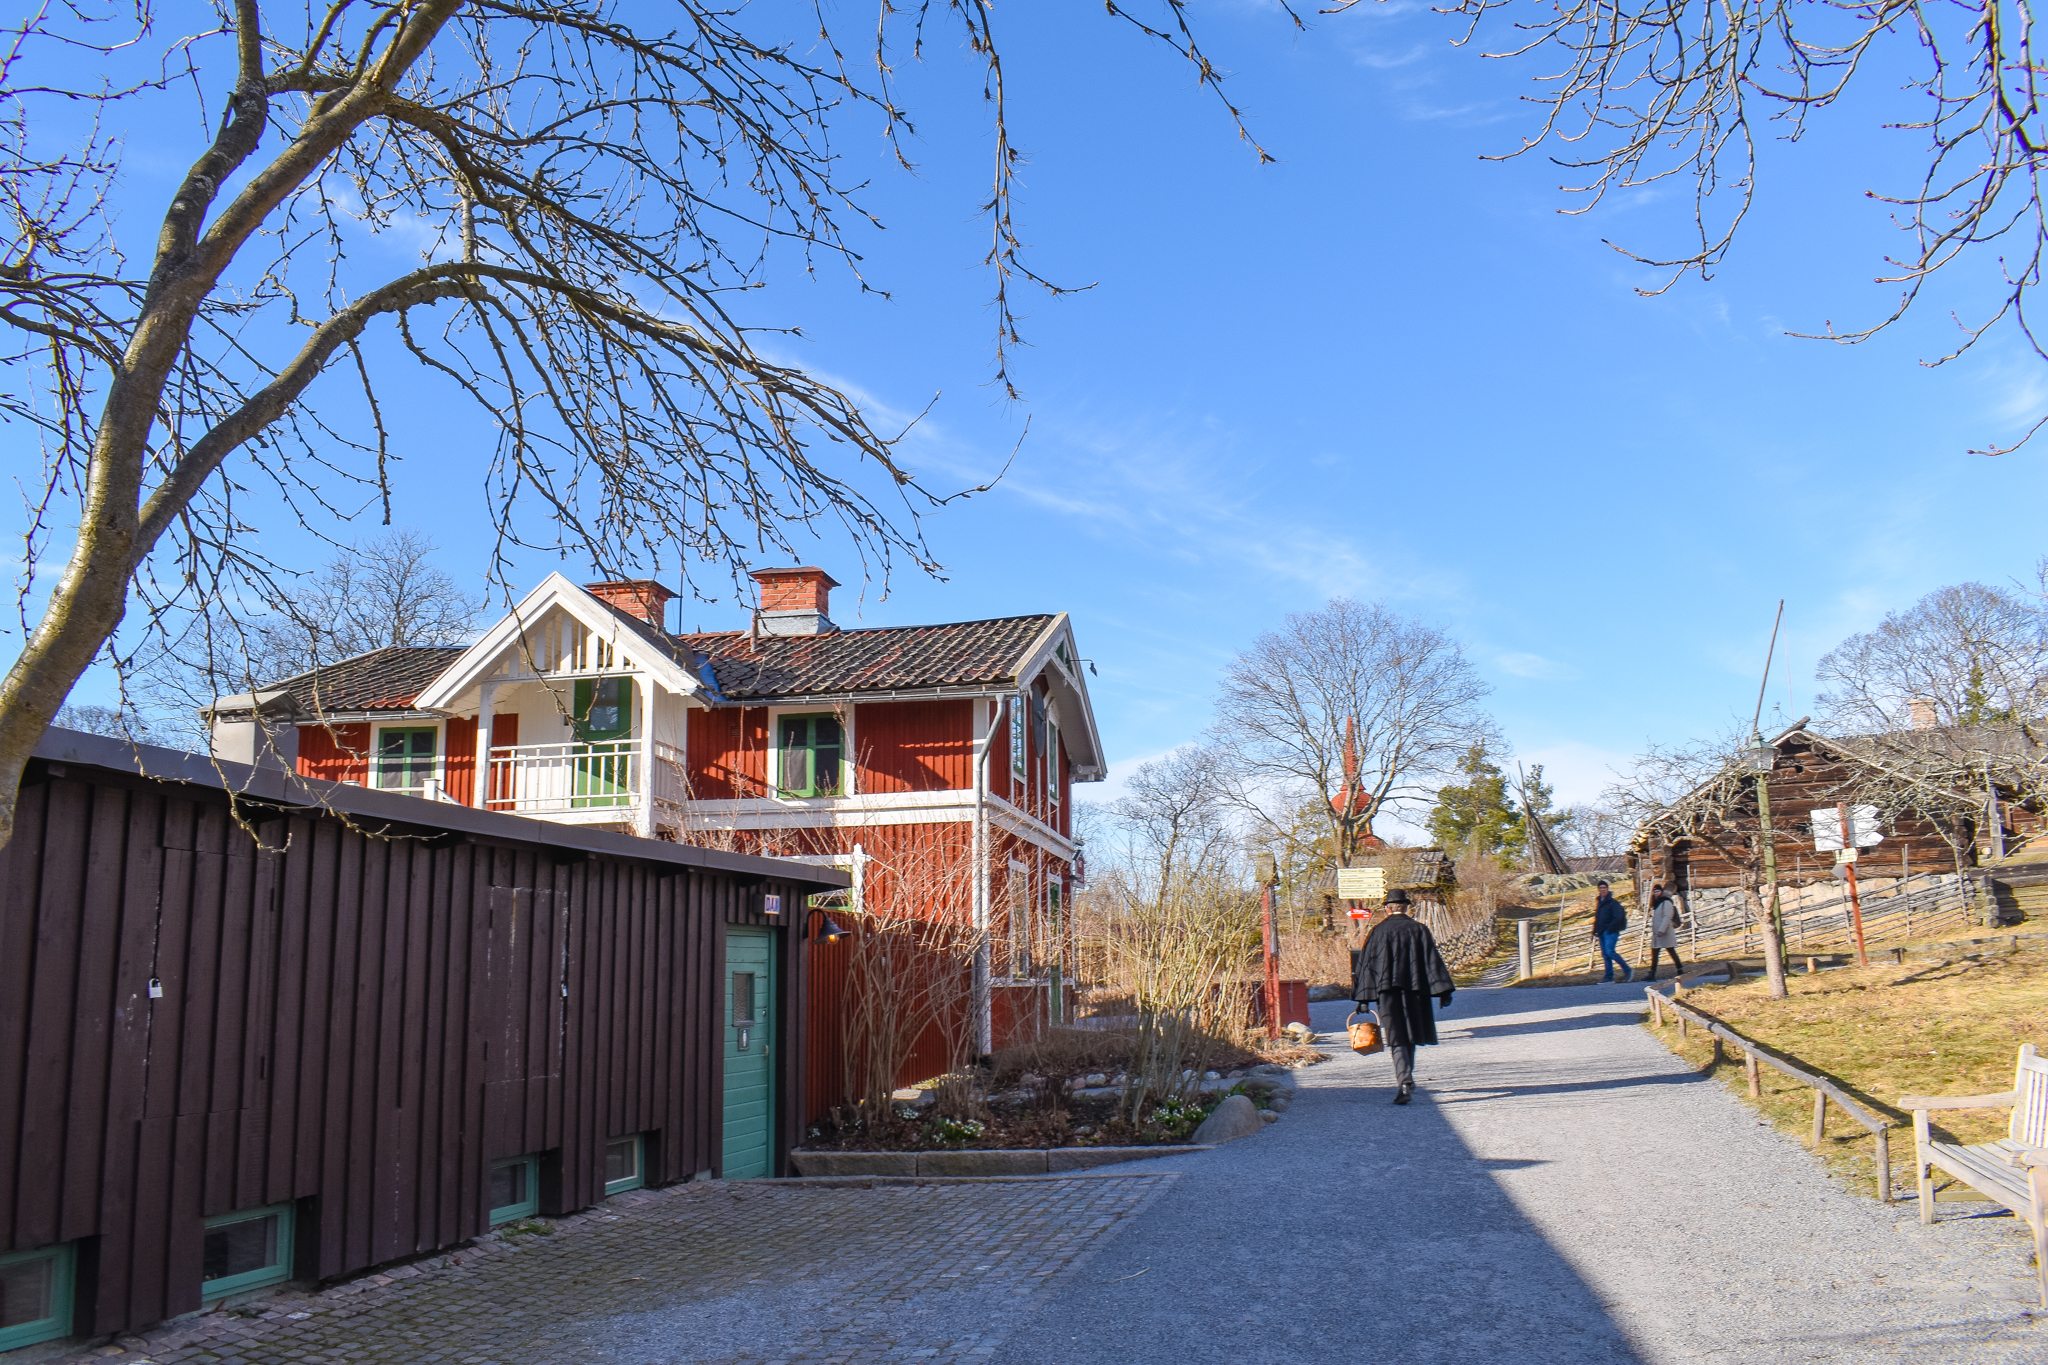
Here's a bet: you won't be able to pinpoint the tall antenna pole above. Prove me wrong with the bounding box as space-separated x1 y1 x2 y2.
1751 599 1785 738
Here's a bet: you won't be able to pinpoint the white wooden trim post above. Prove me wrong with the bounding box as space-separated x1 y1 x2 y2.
635 678 656 839
971 697 994 1056
473 680 498 811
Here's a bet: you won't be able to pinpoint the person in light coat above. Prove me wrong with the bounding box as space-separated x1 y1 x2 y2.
1642 883 1685 981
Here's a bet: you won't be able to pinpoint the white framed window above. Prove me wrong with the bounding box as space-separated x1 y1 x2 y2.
1009 694 1026 788
1007 859 1031 979
1046 721 1060 809
373 721 444 797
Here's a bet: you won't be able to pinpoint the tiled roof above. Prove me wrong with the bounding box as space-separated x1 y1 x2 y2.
268 646 467 715
676 615 1056 700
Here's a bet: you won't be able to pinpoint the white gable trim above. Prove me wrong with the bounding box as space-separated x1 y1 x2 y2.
414 572 706 712
1014 613 1106 782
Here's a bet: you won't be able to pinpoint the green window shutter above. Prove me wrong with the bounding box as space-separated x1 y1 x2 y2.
1010 696 1026 779
574 677 632 741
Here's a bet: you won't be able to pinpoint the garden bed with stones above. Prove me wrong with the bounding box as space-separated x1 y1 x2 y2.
802 1055 1318 1156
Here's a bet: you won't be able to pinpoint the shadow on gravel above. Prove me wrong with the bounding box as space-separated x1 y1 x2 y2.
989 1046 1646 1365
1432 1071 1712 1102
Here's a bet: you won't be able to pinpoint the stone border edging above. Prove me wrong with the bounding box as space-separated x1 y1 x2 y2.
788 1145 1211 1177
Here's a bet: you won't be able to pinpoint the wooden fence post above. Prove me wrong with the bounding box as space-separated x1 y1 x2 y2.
1746 1048 1761 1098
1811 1090 1826 1145
1876 1127 1892 1203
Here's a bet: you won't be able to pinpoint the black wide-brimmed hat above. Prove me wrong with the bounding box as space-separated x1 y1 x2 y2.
1384 888 1411 906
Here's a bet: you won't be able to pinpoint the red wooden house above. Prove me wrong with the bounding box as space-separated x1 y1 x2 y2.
208 567 1105 1116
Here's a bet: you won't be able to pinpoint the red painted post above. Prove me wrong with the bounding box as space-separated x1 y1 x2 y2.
1262 882 1282 1040
1840 803 1870 967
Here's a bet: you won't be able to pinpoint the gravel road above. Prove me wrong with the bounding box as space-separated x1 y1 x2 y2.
990 984 2046 1365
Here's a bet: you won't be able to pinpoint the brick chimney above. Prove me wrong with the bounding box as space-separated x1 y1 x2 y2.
1908 697 1939 729
585 579 676 629
750 566 839 636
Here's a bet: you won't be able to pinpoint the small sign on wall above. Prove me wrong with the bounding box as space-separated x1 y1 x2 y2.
763 893 782 916
1336 867 1386 900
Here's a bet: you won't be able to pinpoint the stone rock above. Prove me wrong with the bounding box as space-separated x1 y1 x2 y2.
889 1087 934 1108
1046 1144 1208 1172
1191 1094 1265 1145
1072 1085 1121 1101
789 1150 918 1177
1202 1070 1221 1081
1227 1069 1246 1079
1260 1109 1280 1124
1019 1072 1044 1088
1269 1092 1291 1112
1240 1076 1281 1097
917 1149 1049 1177
1085 1073 1109 1087
1254 1063 1286 1076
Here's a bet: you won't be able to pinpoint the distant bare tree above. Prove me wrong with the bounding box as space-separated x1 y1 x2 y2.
1557 807 1631 863
1817 581 2048 733
133 529 481 745
0 0 1271 850
51 703 148 741
1211 599 1498 868
1359 0 2048 446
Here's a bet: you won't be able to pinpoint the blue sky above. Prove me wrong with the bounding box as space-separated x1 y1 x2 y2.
19 1 2047 834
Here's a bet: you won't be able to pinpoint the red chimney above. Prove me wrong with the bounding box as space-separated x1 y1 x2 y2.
749 567 839 636
585 579 676 629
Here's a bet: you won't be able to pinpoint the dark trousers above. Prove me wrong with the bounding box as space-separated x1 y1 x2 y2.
1389 1043 1415 1089
1643 946 1683 978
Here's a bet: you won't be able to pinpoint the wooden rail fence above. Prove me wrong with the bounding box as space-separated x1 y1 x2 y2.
1644 985 1894 1202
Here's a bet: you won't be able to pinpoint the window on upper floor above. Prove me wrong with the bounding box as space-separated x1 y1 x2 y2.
777 714 844 797
1009 695 1026 786
573 677 633 743
1046 722 1060 809
375 726 438 794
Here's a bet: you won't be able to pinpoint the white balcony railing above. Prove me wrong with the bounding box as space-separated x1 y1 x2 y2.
486 741 639 815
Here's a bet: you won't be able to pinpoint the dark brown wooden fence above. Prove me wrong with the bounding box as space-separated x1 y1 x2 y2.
1 729 846 1342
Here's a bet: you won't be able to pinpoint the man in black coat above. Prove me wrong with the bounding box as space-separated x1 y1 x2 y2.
1352 889 1456 1105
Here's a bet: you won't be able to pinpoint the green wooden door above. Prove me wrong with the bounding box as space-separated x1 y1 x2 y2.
721 929 776 1179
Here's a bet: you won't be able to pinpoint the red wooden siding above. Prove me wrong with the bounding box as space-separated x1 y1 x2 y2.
855 700 972 793
296 724 369 785
685 706 769 800
1 759 827 1341
444 716 477 806
484 713 518 810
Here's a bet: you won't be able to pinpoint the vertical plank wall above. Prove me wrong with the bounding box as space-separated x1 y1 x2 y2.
0 765 816 1340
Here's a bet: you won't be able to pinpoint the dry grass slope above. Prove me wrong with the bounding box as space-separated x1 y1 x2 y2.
1644 945 2048 1191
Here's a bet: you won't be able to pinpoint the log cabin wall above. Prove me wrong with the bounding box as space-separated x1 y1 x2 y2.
1 735 841 1344
1642 734 1975 895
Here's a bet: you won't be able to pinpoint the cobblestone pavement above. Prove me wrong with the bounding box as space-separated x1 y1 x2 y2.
66 1175 1173 1365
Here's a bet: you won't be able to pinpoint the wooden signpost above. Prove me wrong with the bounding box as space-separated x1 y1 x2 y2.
1337 865 1386 922
1811 803 1880 967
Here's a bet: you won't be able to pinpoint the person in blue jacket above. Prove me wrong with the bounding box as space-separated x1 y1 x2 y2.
1590 880 1630 983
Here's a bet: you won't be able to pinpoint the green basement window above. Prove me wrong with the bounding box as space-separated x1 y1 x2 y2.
604 1135 646 1196
776 714 843 797
0 1242 74 1352
375 726 438 793
201 1204 294 1298
489 1155 540 1225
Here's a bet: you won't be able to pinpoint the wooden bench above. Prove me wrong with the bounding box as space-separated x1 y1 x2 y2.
1901 1043 2048 1305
